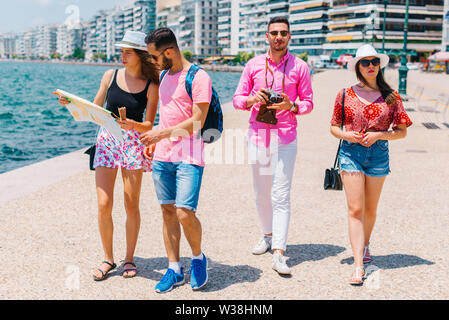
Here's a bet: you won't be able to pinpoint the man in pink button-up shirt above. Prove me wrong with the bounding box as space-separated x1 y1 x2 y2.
233 16 313 275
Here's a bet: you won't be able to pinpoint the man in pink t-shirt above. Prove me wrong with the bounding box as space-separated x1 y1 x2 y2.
140 28 212 293
233 16 314 276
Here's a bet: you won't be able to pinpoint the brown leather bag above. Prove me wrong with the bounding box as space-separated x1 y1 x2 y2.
256 104 278 125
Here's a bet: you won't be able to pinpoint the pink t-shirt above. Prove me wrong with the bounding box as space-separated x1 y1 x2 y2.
153 67 212 167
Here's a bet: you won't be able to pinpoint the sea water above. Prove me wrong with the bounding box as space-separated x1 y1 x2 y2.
0 61 242 174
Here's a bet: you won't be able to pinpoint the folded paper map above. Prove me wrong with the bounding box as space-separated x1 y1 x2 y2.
53 89 123 143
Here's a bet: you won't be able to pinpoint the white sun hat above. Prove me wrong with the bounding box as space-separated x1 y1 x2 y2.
347 44 389 72
115 30 148 52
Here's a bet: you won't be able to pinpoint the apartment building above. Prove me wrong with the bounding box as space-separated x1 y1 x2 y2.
218 0 240 55
237 0 290 55
34 25 57 58
0 35 3 58
443 0 449 51
179 0 219 57
289 0 330 56
239 0 269 54
85 0 156 61
157 2 181 39
324 0 444 60
56 24 83 57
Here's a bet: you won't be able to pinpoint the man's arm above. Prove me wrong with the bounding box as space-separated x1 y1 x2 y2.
294 62 314 115
233 61 255 110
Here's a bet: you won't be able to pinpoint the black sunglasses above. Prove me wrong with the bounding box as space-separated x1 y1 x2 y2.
359 57 381 67
269 30 289 37
150 46 174 61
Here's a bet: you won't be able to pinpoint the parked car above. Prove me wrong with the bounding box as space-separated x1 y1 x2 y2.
327 63 341 69
407 62 419 70
314 61 325 69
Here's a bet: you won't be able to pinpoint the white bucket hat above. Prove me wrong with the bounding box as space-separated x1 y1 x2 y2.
347 44 389 72
115 30 148 52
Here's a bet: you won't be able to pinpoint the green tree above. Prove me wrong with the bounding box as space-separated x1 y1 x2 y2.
182 50 193 62
294 52 309 62
50 53 61 60
72 48 85 60
92 53 107 62
234 51 254 64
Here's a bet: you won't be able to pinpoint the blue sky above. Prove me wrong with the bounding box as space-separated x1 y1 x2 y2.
0 0 135 33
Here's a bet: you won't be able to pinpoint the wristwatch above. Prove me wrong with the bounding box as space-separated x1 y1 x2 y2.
290 102 298 114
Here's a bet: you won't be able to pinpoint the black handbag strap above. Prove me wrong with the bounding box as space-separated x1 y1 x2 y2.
333 88 346 169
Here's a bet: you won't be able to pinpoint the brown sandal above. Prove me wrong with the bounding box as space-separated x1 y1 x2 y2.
122 262 137 278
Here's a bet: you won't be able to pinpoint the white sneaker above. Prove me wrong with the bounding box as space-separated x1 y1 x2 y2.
272 253 291 275
252 237 272 255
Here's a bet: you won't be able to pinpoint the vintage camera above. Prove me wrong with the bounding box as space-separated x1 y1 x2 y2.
265 89 283 104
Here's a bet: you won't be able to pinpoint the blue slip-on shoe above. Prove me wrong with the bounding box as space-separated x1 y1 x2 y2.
190 254 208 290
155 268 185 293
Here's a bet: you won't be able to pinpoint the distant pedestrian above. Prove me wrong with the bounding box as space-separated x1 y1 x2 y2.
309 61 315 78
330 44 412 285
58 31 159 281
141 28 211 293
233 16 313 275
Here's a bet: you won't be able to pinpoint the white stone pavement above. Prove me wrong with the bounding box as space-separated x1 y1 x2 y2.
0 69 448 300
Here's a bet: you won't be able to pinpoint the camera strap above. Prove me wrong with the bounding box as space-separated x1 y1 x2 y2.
265 57 288 93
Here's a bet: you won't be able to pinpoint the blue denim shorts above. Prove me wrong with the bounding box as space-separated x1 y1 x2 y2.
152 161 204 212
339 140 390 177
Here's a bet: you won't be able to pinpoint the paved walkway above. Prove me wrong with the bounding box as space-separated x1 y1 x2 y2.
0 69 448 299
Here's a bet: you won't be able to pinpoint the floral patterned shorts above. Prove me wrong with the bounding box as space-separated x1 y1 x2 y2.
93 127 152 172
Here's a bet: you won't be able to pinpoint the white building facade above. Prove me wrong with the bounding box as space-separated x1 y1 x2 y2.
85 0 156 61
179 0 219 57
56 24 83 57
157 3 181 40
0 35 5 58
218 0 240 55
443 0 449 51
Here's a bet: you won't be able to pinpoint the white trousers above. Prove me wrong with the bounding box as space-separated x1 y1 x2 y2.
248 138 298 251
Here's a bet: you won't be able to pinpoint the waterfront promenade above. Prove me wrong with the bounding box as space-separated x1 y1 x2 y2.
0 69 448 299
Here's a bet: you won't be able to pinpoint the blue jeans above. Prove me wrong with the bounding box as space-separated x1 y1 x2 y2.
339 140 390 177
152 161 204 212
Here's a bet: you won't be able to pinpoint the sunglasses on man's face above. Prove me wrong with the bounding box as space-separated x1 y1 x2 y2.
359 57 381 67
149 46 173 61
269 30 289 37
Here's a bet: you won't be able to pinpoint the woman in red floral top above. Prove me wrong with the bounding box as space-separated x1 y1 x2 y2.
330 45 412 286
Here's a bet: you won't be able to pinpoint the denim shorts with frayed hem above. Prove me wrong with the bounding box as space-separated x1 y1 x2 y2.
339 140 390 177
152 160 204 212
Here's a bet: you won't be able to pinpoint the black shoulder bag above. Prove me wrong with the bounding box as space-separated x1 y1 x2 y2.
324 89 346 191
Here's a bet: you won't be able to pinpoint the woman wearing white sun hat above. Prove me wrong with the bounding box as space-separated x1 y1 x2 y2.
59 30 160 281
330 44 413 285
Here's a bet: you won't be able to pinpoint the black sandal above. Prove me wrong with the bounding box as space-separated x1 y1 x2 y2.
93 261 117 281
122 262 137 278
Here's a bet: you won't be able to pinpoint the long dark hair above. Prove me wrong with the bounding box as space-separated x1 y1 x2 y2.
355 61 397 106
134 49 160 85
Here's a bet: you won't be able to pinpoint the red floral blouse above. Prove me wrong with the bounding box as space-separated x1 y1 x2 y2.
331 87 413 132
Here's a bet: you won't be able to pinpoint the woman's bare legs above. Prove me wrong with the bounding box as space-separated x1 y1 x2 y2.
341 171 366 282
363 175 386 246
121 168 144 277
93 167 118 279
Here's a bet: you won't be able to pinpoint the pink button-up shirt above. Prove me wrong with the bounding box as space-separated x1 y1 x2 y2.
233 50 313 147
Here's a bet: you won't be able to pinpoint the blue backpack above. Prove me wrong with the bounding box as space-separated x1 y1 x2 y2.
160 64 223 143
